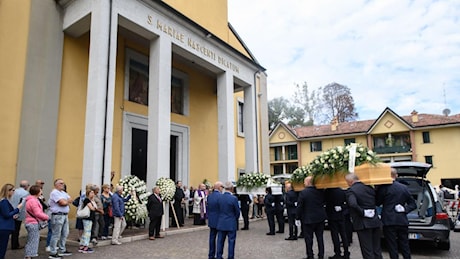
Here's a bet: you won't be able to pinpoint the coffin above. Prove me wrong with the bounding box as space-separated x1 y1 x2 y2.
237 186 266 195
270 185 283 195
313 163 393 189
292 182 305 192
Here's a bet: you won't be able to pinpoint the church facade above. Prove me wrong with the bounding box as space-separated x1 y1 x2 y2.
1 0 270 220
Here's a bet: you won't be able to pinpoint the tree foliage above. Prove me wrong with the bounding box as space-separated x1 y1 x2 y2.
317 82 358 124
267 81 358 128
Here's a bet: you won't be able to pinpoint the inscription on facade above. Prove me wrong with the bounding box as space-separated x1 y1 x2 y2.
148 15 240 74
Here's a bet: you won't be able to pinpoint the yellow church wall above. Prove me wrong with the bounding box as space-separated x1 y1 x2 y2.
164 0 251 59
164 0 228 42
371 113 410 134
54 34 90 199
234 92 245 177
413 127 460 186
113 38 219 187
0 0 31 183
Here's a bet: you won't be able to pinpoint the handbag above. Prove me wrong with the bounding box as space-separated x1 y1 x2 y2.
27 210 48 230
108 205 113 217
76 203 91 219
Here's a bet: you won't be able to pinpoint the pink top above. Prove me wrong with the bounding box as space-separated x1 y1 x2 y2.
25 195 49 224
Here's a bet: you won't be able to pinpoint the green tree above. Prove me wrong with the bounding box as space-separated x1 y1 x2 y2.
292 82 320 125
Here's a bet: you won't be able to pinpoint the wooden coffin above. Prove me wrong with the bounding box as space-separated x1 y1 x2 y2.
313 163 393 189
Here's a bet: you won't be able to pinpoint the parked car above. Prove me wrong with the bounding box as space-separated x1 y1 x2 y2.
389 161 451 250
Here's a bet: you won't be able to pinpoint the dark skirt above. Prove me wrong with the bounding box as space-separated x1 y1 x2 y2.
193 213 206 225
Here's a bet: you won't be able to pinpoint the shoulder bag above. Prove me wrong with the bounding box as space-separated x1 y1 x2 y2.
27 209 48 230
76 202 91 219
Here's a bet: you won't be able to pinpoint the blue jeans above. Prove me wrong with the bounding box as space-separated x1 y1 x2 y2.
49 215 69 254
46 219 52 247
216 230 237 259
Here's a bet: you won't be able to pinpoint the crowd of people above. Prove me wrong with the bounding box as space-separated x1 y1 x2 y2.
0 177 138 259
0 168 421 259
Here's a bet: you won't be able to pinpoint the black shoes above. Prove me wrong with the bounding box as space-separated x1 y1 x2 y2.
328 255 342 259
276 230 284 233
241 227 249 230
285 237 297 240
266 232 275 235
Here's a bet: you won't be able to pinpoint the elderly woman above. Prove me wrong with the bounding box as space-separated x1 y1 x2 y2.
24 185 49 259
78 189 97 253
0 183 23 259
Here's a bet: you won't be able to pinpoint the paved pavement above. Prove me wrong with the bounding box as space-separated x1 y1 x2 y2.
5 217 460 259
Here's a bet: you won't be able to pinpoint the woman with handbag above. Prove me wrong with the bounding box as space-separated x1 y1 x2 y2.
24 185 49 259
0 183 23 259
78 190 97 253
100 184 112 240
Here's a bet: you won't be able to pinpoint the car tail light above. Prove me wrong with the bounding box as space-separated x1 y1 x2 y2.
435 212 449 220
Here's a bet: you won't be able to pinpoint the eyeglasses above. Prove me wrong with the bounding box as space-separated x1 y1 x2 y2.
40 182 45 184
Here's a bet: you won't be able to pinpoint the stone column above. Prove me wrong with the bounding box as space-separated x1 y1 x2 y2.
217 72 235 182
81 0 113 190
244 84 258 173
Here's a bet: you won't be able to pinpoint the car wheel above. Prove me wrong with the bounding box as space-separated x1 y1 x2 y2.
436 241 450 250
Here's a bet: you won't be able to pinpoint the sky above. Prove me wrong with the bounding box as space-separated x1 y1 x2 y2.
228 0 460 120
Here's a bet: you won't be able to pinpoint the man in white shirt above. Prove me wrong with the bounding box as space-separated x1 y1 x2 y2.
183 185 190 218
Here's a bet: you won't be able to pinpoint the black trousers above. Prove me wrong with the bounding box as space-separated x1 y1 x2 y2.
328 219 349 257
266 210 275 234
275 209 284 232
287 213 298 238
240 204 249 229
356 227 383 259
148 215 162 237
11 220 22 249
303 221 325 259
383 225 411 259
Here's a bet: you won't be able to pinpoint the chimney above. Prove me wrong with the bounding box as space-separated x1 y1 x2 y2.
411 110 418 123
331 117 339 131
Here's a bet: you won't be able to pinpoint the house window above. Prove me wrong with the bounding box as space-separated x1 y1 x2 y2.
126 50 149 105
344 138 355 146
286 145 298 160
237 100 244 136
425 155 433 166
310 141 322 152
171 69 189 116
273 164 283 175
171 76 183 114
274 147 282 161
422 131 430 143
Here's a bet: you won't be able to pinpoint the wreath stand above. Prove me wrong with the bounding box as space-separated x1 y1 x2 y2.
162 201 180 230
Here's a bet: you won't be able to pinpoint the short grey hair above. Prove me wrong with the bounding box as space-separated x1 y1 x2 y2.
223 181 234 191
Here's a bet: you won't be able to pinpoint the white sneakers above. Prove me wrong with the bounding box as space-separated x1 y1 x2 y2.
45 246 51 252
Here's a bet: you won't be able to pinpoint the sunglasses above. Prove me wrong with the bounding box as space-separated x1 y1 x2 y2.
9 188 15 191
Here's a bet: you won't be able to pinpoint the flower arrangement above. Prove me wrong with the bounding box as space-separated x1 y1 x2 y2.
291 165 310 184
156 177 176 202
236 172 270 189
118 175 151 223
307 143 381 177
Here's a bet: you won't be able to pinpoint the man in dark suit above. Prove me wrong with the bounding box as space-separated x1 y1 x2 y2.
296 176 327 259
274 194 285 233
325 188 350 259
171 181 185 227
284 183 298 240
207 181 223 259
345 173 382 259
264 187 276 235
376 168 417 259
237 193 251 230
147 186 164 240
216 181 240 259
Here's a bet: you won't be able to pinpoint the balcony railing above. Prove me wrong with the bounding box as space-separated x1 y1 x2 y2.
373 145 411 154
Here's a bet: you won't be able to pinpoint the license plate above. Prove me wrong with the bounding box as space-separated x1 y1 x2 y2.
408 233 419 239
